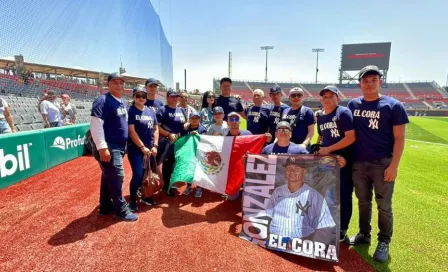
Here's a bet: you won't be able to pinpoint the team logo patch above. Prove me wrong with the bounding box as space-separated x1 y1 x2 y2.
198 151 225 175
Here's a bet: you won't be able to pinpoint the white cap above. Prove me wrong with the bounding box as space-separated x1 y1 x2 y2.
289 87 304 98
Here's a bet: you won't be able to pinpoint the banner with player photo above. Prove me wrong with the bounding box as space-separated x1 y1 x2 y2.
239 154 340 262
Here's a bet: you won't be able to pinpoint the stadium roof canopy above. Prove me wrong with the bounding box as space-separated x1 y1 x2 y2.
0 58 161 87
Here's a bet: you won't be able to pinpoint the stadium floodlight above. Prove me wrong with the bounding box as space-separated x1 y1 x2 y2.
312 48 325 84
260 46 274 83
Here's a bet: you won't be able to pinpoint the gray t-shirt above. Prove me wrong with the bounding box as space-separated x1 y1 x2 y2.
206 121 229 136
62 102 77 122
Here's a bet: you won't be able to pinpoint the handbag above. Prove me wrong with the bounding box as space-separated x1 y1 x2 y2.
141 154 164 198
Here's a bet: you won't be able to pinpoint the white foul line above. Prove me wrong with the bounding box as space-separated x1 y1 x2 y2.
406 139 448 146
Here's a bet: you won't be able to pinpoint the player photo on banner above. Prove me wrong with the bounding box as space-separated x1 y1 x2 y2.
239 154 340 262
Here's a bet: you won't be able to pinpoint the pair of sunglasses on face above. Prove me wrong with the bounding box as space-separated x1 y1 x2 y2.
290 94 303 98
228 117 240 122
207 96 215 99
135 94 147 99
277 128 291 133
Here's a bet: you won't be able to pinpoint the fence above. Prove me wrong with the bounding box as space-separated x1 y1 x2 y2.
0 124 89 189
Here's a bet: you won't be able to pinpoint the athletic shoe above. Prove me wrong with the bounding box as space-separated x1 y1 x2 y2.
140 197 156 206
129 201 138 212
115 210 138 222
373 242 390 263
340 230 349 244
194 188 202 198
349 233 371 246
183 186 193 196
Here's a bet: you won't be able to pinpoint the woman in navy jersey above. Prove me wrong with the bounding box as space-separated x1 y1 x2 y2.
127 87 159 211
199 91 216 129
156 89 187 196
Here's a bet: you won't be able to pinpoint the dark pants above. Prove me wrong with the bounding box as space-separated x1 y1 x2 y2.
128 146 155 202
93 148 128 215
340 161 354 232
162 153 175 192
352 157 395 243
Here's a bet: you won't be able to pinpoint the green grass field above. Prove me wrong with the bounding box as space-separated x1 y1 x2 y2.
242 116 448 271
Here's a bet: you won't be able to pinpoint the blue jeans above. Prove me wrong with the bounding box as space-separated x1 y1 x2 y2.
352 157 395 243
0 120 11 134
93 148 127 215
127 146 154 202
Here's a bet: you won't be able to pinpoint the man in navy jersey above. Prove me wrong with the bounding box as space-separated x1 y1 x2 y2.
315 85 356 243
216 77 246 120
245 89 270 135
262 121 308 155
347 65 409 263
281 87 314 149
90 73 137 222
156 89 187 196
144 78 164 112
268 86 289 144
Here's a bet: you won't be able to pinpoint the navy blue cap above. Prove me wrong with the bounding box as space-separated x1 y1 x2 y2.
107 72 125 82
270 86 282 93
167 89 179 97
145 78 159 86
213 106 224 114
189 112 200 118
319 85 339 96
133 86 147 94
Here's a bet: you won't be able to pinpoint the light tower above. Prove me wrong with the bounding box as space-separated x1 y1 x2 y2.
312 48 325 83
260 46 274 83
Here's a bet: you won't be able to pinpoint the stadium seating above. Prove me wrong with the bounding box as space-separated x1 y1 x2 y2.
406 82 442 98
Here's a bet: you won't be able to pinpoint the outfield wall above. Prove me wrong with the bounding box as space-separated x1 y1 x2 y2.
0 124 89 189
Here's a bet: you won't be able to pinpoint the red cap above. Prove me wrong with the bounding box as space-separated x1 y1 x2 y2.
61 94 70 99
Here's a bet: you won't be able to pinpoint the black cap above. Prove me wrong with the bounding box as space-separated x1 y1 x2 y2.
133 86 147 94
166 89 179 97
359 65 382 81
270 86 282 93
145 78 159 86
107 72 125 82
213 106 224 114
319 85 339 96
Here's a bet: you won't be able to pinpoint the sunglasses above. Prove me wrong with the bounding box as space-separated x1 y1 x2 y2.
228 117 240 122
207 96 215 99
135 94 147 99
277 128 291 133
290 94 303 98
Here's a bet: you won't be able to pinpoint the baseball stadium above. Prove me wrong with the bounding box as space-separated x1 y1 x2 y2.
0 1 447 272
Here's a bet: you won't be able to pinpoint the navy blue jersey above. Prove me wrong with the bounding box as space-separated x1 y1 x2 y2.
245 105 270 135
227 129 253 136
281 105 315 144
127 105 158 148
91 93 128 149
216 96 244 120
156 105 187 136
262 143 309 155
186 124 207 135
348 95 409 161
268 104 290 143
145 98 164 112
317 106 354 159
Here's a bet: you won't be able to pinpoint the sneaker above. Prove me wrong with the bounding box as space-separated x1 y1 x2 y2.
140 197 156 206
373 242 390 263
183 186 193 196
340 230 349 244
349 233 371 246
115 210 138 222
136 187 143 198
194 188 202 198
129 201 138 212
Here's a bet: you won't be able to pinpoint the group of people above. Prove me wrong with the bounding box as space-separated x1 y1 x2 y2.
91 65 408 263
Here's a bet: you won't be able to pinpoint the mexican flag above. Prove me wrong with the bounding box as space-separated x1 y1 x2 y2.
169 134 267 195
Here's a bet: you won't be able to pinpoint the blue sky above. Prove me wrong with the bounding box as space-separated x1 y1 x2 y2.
154 0 448 90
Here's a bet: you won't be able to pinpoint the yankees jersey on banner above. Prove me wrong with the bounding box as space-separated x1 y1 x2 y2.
268 104 289 143
127 105 158 148
317 106 354 158
348 96 409 161
245 105 270 135
263 184 335 238
281 106 315 144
